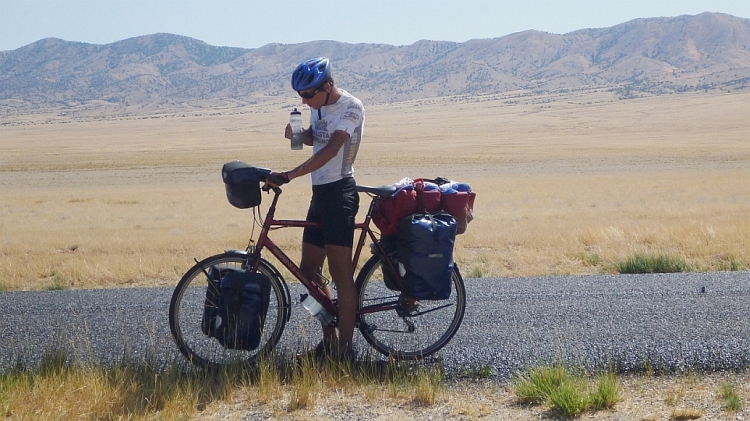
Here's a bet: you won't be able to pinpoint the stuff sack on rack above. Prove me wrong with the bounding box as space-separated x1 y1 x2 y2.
221 161 271 209
397 212 457 300
370 179 441 237
372 186 417 237
439 182 476 235
372 177 475 236
202 267 272 351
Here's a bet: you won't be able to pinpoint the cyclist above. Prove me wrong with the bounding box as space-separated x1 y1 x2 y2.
270 57 365 359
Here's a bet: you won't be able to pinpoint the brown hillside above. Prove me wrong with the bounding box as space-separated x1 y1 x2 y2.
1 12 748 113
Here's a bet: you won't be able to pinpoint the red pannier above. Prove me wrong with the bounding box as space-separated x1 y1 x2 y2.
412 179 442 213
371 187 416 237
442 189 476 235
371 178 475 236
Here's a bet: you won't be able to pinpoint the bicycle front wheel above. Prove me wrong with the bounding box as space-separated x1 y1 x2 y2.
169 253 291 368
355 254 466 359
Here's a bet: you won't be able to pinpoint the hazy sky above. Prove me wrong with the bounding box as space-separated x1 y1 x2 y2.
2 0 749 51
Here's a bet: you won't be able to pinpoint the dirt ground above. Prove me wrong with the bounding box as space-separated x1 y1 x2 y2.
193 372 750 420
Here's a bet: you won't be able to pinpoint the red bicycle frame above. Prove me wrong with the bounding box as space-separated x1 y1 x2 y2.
247 186 401 321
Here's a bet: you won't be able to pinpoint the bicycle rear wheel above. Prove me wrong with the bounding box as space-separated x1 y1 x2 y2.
169 252 291 368
355 254 466 359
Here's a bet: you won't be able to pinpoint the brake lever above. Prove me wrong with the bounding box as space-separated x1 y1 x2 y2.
261 181 281 193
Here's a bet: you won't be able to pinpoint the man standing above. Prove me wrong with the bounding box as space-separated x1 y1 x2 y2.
272 57 364 359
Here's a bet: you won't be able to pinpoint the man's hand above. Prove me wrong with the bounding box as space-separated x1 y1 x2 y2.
264 172 290 189
284 123 293 140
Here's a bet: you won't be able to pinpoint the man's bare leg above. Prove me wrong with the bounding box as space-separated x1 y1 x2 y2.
325 244 356 352
300 242 337 345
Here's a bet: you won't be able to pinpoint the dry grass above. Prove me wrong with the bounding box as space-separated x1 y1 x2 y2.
1 89 749 290
1 344 749 420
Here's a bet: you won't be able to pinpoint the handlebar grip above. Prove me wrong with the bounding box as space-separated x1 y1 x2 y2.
266 172 289 186
261 172 289 192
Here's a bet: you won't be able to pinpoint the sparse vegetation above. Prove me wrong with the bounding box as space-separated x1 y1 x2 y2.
670 408 704 420
720 382 742 412
468 267 483 278
514 365 567 405
0 346 447 420
547 378 589 418
718 255 745 272
512 364 622 418
3 346 750 419
461 364 494 379
2 90 748 291
615 253 692 274
589 373 621 410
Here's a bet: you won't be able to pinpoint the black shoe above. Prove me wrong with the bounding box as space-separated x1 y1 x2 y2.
297 341 355 364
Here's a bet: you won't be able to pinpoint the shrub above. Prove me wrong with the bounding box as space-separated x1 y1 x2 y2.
513 365 567 404
513 365 621 418
720 382 742 412
548 379 588 417
588 373 621 410
616 254 691 274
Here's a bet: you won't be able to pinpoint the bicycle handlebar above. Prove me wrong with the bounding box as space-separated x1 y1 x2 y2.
264 172 289 186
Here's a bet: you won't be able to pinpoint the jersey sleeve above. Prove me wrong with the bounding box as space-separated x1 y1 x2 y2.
335 99 364 135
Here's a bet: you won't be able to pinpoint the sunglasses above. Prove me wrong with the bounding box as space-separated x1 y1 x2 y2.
297 84 326 99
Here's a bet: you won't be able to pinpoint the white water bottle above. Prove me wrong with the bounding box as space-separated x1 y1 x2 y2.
300 293 333 325
290 108 303 150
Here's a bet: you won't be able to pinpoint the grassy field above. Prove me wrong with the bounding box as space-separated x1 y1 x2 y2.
1 89 748 291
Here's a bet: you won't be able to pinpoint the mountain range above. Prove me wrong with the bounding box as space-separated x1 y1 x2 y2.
1 12 749 110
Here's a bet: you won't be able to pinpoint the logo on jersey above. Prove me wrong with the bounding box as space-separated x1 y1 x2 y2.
342 111 360 123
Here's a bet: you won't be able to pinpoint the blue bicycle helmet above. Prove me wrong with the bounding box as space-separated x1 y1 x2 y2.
291 57 331 91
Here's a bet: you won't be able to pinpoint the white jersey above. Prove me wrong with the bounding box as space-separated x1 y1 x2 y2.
309 90 365 185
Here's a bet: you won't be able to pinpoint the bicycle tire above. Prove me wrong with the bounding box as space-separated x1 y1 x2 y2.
169 252 291 368
355 254 466 359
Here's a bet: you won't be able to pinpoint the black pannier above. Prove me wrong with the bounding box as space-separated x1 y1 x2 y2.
397 212 457 300
377 235 402 292
201 265 224 337
221 161 271 209
201 266 272 351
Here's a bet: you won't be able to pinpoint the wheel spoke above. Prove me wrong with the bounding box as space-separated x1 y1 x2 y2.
169 254 290 368
355 254 465 359
405 302 454 317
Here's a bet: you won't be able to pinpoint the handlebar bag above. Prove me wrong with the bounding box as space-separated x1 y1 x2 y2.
397 212 457 300
202 267 271 351
221 161 271 209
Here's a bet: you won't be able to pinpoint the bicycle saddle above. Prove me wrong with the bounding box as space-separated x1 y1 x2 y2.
356 184 398 198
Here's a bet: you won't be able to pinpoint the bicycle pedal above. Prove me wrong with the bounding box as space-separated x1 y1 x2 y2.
397 294 420 315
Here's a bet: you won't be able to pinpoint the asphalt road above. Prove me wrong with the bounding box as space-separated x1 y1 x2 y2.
1 271 749 379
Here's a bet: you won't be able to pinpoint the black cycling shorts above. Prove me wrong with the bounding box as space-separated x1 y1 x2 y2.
302 177 360 248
